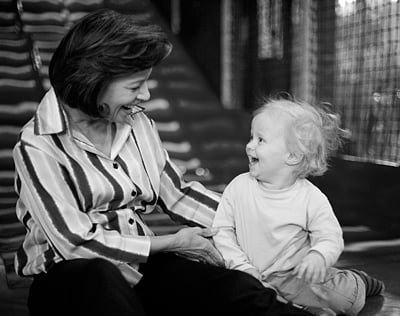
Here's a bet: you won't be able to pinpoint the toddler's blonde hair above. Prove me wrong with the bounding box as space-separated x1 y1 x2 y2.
254 98 348 178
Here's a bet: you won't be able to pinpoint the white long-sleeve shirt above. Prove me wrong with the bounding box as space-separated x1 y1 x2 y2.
213 173 344 279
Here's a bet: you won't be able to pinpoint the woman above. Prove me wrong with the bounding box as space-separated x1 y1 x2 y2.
13 9 311 316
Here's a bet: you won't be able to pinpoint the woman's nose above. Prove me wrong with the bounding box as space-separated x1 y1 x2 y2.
137 82 150 101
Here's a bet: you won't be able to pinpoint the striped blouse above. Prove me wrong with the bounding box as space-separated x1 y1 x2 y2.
13 88 220 285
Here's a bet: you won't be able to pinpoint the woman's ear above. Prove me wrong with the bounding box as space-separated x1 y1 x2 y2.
286 152 302 166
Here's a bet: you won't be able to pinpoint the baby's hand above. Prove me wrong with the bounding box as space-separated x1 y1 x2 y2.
293 251 327 283
244 267 262 281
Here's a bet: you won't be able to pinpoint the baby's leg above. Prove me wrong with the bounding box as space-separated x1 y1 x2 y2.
349 269 385 296
266 268 366 316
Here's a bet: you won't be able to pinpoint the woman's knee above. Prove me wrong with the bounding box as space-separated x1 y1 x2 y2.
220 268 274 301
49 258 128 291
29 258 142 316
70 259 143 314
83 258 118 275
228 269 264 287
78 258 127 286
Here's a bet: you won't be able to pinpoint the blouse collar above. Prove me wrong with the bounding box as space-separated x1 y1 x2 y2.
34 87 68 135
33 87 134 160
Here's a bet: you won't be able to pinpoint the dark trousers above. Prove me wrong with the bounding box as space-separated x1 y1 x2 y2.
28 253 312 316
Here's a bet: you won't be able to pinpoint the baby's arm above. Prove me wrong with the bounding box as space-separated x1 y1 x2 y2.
295 190 344 283
213 189 260 280
293 250 327 283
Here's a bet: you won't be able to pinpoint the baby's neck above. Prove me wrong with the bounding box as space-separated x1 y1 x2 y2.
258 174 298 190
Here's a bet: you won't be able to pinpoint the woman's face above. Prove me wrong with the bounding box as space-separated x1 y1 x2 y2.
97 68 152 125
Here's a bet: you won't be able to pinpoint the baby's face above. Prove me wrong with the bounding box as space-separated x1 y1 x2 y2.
246 111 292 185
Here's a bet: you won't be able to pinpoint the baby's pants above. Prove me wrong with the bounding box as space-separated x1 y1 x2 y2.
265 267 366 316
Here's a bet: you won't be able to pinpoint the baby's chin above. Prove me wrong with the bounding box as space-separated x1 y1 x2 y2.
248 164 260 175
248 170 262 181
248 171 271 184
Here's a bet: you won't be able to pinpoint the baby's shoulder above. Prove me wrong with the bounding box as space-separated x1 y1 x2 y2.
229 172 253 185
223 172 254 193
300 179 330 206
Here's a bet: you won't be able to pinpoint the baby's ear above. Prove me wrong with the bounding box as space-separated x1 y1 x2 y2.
286 152 302 166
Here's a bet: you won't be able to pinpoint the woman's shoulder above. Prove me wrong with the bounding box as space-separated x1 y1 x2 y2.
14 114 66 154
15 118 37 145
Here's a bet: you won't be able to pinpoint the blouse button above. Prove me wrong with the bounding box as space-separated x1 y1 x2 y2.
131 190 136 197
113 162 119 169
128 218 134 225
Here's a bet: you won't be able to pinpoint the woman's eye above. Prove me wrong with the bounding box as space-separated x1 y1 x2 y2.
130 81 147 92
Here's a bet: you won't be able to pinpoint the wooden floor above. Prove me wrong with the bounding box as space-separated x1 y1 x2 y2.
337 226 400 316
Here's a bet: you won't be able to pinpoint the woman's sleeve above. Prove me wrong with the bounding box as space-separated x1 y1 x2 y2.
150 121 221 228
212 184 256 272
13 140 151 265
307 191 344 267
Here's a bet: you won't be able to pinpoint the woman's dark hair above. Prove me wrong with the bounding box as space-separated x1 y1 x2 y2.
49 9 172 117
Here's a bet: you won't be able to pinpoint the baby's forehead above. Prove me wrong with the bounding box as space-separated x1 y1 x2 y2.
251 111 291 137
253 107 293 126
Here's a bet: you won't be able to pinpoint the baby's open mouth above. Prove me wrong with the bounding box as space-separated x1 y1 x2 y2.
249 156 258 163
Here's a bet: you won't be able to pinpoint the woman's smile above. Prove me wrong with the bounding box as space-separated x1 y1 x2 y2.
97 68 152 125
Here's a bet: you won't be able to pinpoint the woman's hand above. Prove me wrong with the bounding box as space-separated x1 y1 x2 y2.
292 251 327 283
172 227 225 267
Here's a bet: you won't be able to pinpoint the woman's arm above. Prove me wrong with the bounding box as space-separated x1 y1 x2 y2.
14 139 151 265
145 117 220 229
150 226 224 266
157 149 221 228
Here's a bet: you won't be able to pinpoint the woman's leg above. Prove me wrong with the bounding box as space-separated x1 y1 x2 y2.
135 253 312 316
28 258 146 316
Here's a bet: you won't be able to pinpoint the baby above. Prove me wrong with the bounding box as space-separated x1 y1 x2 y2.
213 98 384 316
